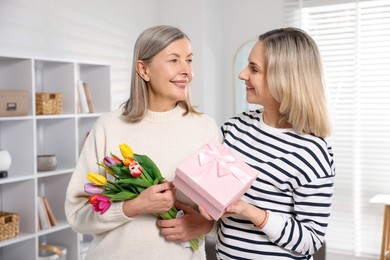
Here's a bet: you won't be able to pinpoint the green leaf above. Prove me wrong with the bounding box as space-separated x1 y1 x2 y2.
141 168 154 183
106 180 125 192
153 177 164 185
120 183 140 194
116 177 152 188
134 154 163 180
136 186 145 193
109 191 138 201
103 190 118 196
110 165 126 178
120 166 132 176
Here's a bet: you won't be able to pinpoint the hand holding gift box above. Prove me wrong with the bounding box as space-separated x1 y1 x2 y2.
173 141 258 220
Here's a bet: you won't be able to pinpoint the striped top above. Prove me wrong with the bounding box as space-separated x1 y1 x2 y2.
217 110 335 260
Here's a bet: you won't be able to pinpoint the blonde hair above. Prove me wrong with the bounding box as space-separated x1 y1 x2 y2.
260 27 331 137
122 25 200 122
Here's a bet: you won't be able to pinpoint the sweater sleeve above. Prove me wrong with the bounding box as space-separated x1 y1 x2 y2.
261 175 334 255
64 116 133 235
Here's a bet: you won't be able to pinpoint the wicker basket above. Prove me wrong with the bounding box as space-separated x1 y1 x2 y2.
0 211 19 241
36 92 62 115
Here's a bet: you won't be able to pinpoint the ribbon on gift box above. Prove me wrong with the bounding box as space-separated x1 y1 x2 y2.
196 142 253 183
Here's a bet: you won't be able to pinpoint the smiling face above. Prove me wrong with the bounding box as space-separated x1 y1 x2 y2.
239 41 278 109
138 38 193 111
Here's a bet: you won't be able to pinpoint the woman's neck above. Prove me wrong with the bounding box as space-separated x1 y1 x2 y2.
262 109 292 129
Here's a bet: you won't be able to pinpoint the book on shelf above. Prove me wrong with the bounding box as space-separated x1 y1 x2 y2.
77 80 90 113
83 82 95 113
37 196 58 230
37 196 51 230
42 196 58 226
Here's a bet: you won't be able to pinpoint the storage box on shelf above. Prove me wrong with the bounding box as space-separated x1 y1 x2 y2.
0 90 29 116
35 92 62 115
0 212 19 241
0 55 110 260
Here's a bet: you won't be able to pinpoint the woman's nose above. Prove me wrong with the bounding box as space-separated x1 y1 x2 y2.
238 68 248 80
180 61 192 76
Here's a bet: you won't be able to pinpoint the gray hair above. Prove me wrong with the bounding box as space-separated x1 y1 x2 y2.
122 25 199 122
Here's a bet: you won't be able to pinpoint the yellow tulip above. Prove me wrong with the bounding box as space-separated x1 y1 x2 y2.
87 172 107 185
119 144 134 159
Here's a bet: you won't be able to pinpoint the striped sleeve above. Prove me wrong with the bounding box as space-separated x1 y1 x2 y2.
263 175 334 255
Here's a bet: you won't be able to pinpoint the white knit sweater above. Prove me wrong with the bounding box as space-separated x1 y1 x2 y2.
65 106 219 260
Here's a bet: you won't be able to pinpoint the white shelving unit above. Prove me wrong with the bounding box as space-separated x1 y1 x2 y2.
0 56 110 260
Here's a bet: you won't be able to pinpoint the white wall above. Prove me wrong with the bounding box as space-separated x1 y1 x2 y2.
154 0 284 125
0 0 283 124
154 0 226 124
220 0 284 124
0 0 158 108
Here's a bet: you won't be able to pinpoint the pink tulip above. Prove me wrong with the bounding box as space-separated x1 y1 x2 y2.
88 194 111 214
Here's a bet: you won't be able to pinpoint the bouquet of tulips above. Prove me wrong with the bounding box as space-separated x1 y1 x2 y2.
84 143 201 250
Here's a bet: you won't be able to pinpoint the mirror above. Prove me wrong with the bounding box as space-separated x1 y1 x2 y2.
233 40 261 114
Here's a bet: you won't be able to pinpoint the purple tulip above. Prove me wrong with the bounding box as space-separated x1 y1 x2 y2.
84 183 104 195
103 156 116 167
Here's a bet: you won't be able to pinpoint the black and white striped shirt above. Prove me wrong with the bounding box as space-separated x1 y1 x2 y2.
217 110 335 260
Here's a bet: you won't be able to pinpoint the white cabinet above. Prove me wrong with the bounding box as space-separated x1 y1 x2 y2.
0 56 110 260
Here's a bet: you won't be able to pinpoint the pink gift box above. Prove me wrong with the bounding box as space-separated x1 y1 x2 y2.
173 141 258 220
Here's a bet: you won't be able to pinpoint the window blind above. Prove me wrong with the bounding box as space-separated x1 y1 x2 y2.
284 0 390 257
283 0 390 257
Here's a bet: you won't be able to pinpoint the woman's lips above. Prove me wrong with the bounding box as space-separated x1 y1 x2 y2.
171 80 188 89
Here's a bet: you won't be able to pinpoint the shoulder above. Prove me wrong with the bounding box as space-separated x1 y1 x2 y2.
181 112 220 141
223 109 262 129
190 113 218 128
91 108 127 134
286 132 336 178
95 108 123 124
287 132 333 157
178 109 218 130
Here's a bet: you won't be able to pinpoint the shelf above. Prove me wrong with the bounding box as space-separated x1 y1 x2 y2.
36 168 74 178
34 59 75 115
0 55 110 260
0 119 34 179
36 117 77 169
0 232 36 247
0 175 34 185
37 221 71 236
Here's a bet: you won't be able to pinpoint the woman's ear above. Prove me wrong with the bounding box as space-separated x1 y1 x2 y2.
136 60 150 82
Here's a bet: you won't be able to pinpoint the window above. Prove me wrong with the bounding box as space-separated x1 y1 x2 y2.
284 0 390 257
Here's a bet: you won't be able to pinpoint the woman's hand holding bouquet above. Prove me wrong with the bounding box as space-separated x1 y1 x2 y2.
84 143 202 250
122 181 175 217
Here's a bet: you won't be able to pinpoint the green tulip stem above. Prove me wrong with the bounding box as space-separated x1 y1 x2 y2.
189 239 199 251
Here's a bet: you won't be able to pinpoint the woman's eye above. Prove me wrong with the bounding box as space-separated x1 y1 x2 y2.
250 67 258 73
187 59 193 64
169 59 177 62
